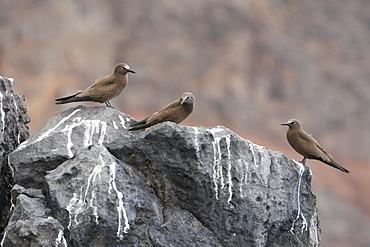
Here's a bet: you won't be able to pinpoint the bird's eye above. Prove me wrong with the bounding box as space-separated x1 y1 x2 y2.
291 121 296 124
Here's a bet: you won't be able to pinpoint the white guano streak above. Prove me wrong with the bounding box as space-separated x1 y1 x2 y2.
62 118 107 158
12 94 21 145
7 77 14 84
108 159 130 238
0 92 5 133
249 142 257 167
118 115 128 129
209 127 233 203
212 135 224 200
66 191 83 230
17 109 82 151
192 127 201 157
72 154 130 238
7 156 14 178
37 109 81 143
55 228 67 247
84 161 104 224
225 137 233 203
290 160 308 234
0 229 7 247
112 121 119 129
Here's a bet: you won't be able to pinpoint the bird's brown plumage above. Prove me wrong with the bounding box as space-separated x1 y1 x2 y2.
129 92 195 131
281 119 349 173
55 63 135 106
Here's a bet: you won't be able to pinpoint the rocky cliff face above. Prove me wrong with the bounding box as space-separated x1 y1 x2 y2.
0 93 320 246
0 77 30 233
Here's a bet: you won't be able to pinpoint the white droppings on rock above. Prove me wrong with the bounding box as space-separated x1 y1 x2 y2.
0 229 7 247
66 154 130 238
62 118 107 158
17 133 21 146
108 159 130 238
66 192 82 230
248 143 271 183
310 212 320 246
0 92 5 133
17 109 82 151
235 159 245 198
225 137 233 203
11 93 18 112
84 159 104 224
98 121 107 145
191 126 201 157
38 109 81 143
118 115 128 129
7 156 14 177
82 120 101 147
290 160 308 234
7 77 14 84
55 227 67 247
249 142 257 167
112 121 119 129
66 161 106 229
208 126 233 202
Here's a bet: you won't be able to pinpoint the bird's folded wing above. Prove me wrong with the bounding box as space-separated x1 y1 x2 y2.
315 140 333 159
297 131 317 156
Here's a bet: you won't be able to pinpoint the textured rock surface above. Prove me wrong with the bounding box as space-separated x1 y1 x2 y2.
0 76 30 233
108 123 321 246
2 106 320 246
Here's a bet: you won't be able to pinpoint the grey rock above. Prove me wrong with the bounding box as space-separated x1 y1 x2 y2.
45 145 163 246
9 105 136 190
1 194 66 247
3 106 320 246
108 123 321 246
0 76 30 232
10 184 45 204
148 206 221 247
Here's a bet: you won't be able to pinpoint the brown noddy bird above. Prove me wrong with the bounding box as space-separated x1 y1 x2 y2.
55 63 135 107
281 119 349 173
129 92 195 131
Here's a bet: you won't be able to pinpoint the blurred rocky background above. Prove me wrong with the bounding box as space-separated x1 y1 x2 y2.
0 0 369 246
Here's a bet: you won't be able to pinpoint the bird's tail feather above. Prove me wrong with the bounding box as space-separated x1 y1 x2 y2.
128 118 151 131
55 95 93 104
128 123 152 131
323 158 350 173
55 93 78 102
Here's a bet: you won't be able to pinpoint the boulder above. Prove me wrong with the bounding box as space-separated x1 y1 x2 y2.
2 105 320 246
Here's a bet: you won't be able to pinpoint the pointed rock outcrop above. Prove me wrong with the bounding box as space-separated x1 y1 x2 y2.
0 76 30 234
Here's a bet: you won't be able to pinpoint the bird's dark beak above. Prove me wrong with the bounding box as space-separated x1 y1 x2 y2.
126 68 136 74
281 122 289 126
